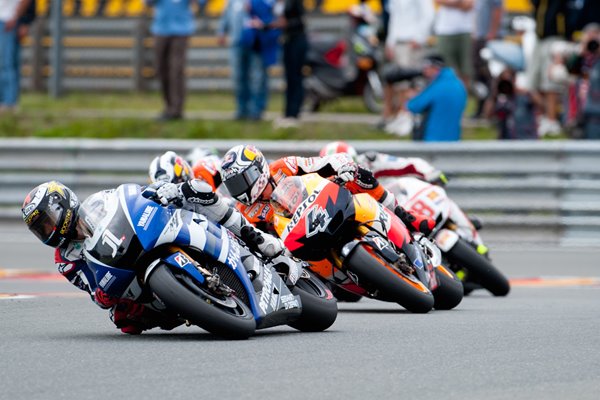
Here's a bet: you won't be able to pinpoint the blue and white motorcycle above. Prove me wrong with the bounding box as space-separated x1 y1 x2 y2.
79 184 338 339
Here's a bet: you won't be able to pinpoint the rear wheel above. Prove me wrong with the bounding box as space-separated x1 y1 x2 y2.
147 264 256 339
288 270 338 332
446 239 510 297
432 265 464 310
346 244 434 313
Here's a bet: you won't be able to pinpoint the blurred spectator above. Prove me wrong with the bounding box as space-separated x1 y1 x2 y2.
218 0 256 120
379 0 390 42
273 0 308 128
485 69 538 139
0 0 31 114
145 0 201 121
433 0 475 87
472 0 503 118
238 0 280 121
527 0 572 136
14 0 35 104
379 0 434 134
407 53 467 141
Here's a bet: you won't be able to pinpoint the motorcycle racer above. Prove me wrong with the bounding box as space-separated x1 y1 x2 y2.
219 144 435 236
150 149 227 195
22 179 288 335
320 141 448 186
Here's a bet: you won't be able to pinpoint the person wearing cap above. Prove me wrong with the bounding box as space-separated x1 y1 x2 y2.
406 54 467 141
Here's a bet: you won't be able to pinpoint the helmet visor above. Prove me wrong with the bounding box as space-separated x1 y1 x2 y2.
224 165 262 198
29 203 62 244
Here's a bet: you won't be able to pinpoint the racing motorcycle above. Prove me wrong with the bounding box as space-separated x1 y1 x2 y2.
382 177 510 296
79 184 338 339
270 174 463 313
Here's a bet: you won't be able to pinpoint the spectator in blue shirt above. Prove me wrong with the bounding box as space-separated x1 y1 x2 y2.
218 0 255 120
145 0 202 121
407 54 467 141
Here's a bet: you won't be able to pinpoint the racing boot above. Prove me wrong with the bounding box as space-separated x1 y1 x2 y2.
267 254 303 287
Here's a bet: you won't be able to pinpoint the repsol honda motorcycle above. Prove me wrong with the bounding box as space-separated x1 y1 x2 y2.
79 184 337 339
304 10 383 114
383 177 510 296
270 174 463 313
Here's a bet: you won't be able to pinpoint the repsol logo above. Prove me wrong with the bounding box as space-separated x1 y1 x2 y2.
283 189 321 237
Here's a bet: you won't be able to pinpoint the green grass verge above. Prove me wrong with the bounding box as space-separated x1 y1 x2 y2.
0 92 528 140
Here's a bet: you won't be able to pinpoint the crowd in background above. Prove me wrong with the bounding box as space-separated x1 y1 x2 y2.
1 1 600 140
93 0 600 141
379 0 600 141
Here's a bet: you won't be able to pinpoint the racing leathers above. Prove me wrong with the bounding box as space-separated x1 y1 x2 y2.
235 153 435 235
55 181 286 335
355 151 448 186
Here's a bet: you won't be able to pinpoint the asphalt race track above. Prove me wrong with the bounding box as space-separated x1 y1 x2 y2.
1 224 599 399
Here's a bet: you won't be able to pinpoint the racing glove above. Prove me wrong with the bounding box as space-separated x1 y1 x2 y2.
394 206 436 236
240 225 286 257
154 182 183 207
427 171 449 187
327 153 358 183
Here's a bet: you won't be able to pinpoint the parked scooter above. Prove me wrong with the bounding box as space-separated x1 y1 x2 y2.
304 6 384 114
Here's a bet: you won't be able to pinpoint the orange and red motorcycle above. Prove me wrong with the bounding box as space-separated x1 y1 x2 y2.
271 174 463 313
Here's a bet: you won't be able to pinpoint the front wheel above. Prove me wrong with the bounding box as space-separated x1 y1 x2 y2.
147 264 256 339
346 244 434 313
446 239 511 297
288 270 338 332
432 265 464 310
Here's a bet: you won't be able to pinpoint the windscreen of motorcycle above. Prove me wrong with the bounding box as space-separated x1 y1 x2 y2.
82 187 144 270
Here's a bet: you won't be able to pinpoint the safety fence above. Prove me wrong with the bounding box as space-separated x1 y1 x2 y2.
1 139 599 246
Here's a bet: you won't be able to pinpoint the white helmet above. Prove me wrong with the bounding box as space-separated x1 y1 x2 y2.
149 151 193 184
221 145 270 205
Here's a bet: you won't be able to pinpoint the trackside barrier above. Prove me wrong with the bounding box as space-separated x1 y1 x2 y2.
1 139 599 246
20 16 348 93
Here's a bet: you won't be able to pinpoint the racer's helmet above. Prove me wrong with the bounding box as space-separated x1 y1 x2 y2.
22 181 80 248
221 144 270 205
319 141 358 160
149 151 193 184
187 147 222 190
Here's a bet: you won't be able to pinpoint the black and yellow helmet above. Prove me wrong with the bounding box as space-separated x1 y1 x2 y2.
22 181 80 248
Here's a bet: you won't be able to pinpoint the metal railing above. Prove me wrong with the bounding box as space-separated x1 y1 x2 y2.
21 15 348 93
2 139 599 246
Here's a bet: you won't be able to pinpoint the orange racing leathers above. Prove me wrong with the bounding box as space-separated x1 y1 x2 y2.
236 154 435 235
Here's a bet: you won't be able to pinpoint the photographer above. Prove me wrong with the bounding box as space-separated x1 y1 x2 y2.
405 53 467 142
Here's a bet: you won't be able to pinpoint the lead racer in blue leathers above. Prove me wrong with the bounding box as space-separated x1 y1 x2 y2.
22 179 289 334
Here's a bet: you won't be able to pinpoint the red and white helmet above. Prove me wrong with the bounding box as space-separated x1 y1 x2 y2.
319 141 357 160
149 151 193 184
